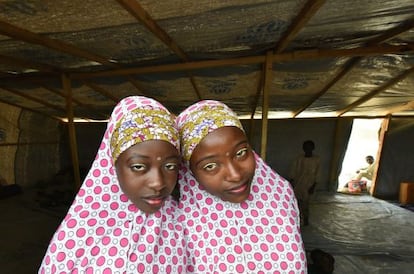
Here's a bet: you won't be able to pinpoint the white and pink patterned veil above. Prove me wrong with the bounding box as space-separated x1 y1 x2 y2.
39 96 185 274
176 100 307 273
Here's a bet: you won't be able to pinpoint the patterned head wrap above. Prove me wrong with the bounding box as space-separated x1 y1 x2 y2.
110 97 179 163
176 100 243 162
39 96 185 273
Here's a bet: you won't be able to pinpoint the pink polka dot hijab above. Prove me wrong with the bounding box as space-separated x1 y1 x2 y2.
176 100 307 273
39 96 185 274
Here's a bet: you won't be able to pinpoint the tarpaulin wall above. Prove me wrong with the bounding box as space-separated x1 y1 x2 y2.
374 117 414 200
0 102 20 186
243 117 353 192
14 111 61 187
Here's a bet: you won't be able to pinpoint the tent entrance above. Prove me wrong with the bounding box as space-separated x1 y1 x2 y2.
337 118 383 192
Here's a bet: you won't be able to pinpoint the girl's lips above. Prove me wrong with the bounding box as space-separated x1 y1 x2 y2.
143 197 165 206
227 183 248 194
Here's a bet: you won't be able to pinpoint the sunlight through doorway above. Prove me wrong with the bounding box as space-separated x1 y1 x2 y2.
337 118 383 191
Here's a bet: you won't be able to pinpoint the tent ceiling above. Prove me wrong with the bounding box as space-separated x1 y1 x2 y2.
0 0 413 121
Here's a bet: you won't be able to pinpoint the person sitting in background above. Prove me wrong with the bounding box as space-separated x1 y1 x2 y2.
344 155 375 193
355 155 375 181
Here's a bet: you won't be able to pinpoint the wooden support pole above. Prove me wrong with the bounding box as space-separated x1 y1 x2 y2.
370 116 389 195
62 73 81 190
260 51 272 160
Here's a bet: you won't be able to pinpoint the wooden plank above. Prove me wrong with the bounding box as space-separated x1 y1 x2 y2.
274 0 326 53
0 20 113 65
0 54 60 73
248 67 264 144
0 141 59 146
116 1 205 101
384 100 414 115
338 67 414 116
370 116 390 195
84 82 119 103
260 51 272 160
62 74 81 190
367 20 414 45
71 44 414 79
293 57 361 117
188 75 202 100
293 21 414 117
0 97 60 120
0 86 66 112
116 0 189 61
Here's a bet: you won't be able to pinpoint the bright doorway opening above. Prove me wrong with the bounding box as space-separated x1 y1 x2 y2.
337 118 383 191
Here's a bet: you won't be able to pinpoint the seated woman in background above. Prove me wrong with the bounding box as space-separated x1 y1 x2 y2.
176 100 307 273
343 155 376 193
39 96 185 273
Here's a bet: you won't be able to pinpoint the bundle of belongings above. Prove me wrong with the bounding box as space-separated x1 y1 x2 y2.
346 179 368 194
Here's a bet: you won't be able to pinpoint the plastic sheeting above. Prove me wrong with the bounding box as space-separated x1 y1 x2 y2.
0 0 413 118
375 118 414 200
302 192 414 274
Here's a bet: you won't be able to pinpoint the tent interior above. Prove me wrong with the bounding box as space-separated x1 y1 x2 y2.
0 0 414 273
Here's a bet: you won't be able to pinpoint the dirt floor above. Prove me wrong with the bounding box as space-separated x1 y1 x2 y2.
0 189 68 274
1 188 413 274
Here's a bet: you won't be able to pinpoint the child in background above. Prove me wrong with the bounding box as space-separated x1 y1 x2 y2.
290 140 320 226
39 96 184 273
176 100 307 273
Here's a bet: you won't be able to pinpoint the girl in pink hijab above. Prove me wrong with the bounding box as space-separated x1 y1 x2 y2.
39 96 185 273
176 100 307 273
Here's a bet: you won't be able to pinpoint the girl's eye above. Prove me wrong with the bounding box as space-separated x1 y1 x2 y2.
165 163 178 171
236 148 248 158
131 163 146 171
202 162 217 171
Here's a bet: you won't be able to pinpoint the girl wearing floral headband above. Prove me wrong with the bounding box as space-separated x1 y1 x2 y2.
39 96 184 273
176 100 307 273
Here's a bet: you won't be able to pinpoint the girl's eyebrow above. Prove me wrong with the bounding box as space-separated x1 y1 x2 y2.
126 154 148 162
194 154 217 167
128 154 179 162
194 139 249 166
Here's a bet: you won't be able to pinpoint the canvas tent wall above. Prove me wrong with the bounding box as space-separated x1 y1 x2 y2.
1 102 413 201
0 102 60 188
374 117 414 200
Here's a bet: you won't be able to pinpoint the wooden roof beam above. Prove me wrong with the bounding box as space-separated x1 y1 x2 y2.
116 1 202 100
338 66 414 116
116 0 189 61
0 86 66 113
70 43 414 79
292 57 361 117
83 82 119 103
274 0 326 53
0 97 61 121
0 20 134 112
384 100 414 115
0 54 60 73
292 22 414 117
41 84 109 119
0 20 147 98
367 20 414 45
0 20 114 66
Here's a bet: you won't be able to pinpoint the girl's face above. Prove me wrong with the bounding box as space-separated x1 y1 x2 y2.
189 126 256 203
115 140 180 214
